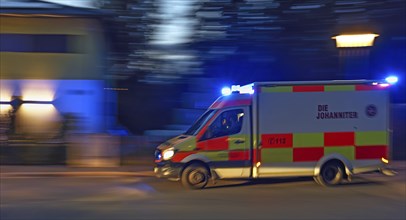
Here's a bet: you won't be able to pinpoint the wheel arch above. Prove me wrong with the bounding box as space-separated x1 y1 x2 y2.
180 154 211 176
314 154 354 177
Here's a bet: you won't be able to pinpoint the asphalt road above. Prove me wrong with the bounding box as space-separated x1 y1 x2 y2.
1 169 405 220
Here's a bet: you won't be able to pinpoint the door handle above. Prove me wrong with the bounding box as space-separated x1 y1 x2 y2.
234 140 245 144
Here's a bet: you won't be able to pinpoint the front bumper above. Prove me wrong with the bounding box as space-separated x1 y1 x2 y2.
154 161 183 179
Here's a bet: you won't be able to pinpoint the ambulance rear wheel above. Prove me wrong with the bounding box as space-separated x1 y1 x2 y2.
181 164 209 190
316 161 344 186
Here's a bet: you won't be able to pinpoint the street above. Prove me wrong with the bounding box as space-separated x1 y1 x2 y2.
1 166 405 220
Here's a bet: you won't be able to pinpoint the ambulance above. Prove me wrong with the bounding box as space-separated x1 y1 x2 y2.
154 79 394 189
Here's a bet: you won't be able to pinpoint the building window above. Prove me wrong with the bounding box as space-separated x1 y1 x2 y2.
0 34 84 53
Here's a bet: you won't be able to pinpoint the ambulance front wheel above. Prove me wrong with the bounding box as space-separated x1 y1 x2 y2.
316 161 344 186
181 164 209 190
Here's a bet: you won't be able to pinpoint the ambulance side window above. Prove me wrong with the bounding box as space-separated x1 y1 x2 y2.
202 109 244 140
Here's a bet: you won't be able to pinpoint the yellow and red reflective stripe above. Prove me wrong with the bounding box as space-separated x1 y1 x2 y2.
324 132 355 146
203 137 229 151
260 131 388 162
261 148 292 163
171 151 196 162
260 84 388 93
355 85 387 91
261 133 293 148
172 132 388 163
229 150 250 161
293 147 324 162
259 86 293 93
196 141 205 151
355 145 388 159
325 146 355 160
324 85 355 91
171 135 251 163
292 85 324 92
355 131 387 146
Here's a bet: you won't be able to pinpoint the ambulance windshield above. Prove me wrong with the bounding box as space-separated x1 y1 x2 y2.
184 110 216 136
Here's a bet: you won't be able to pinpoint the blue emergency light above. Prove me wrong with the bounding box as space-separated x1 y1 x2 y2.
221 87 232 96
385 76 398 85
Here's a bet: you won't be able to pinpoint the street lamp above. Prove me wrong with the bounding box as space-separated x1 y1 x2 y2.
332 33 379 79
332 33 379 48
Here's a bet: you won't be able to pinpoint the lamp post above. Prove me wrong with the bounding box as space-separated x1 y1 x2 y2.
332 33 379 79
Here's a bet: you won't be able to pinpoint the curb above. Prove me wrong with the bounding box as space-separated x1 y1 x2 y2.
0 171 155 177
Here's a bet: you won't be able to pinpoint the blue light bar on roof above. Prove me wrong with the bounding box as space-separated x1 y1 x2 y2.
385 76 398 84
231 83 254 94
221 83 254 96
221 87 232 96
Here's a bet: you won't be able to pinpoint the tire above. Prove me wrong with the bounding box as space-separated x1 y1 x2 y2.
316 161 344 186
181 164 209 190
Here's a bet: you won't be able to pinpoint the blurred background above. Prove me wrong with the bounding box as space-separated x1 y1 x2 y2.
0 0 405 166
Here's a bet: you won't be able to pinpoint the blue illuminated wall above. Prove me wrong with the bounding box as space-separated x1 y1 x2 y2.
0 79 107 134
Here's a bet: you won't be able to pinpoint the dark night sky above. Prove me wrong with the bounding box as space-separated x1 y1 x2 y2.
187 0 405 102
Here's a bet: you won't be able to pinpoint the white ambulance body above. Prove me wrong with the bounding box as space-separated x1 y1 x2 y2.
154 80 392 189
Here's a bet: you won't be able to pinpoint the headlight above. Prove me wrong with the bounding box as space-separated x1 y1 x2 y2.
162 148 175 160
